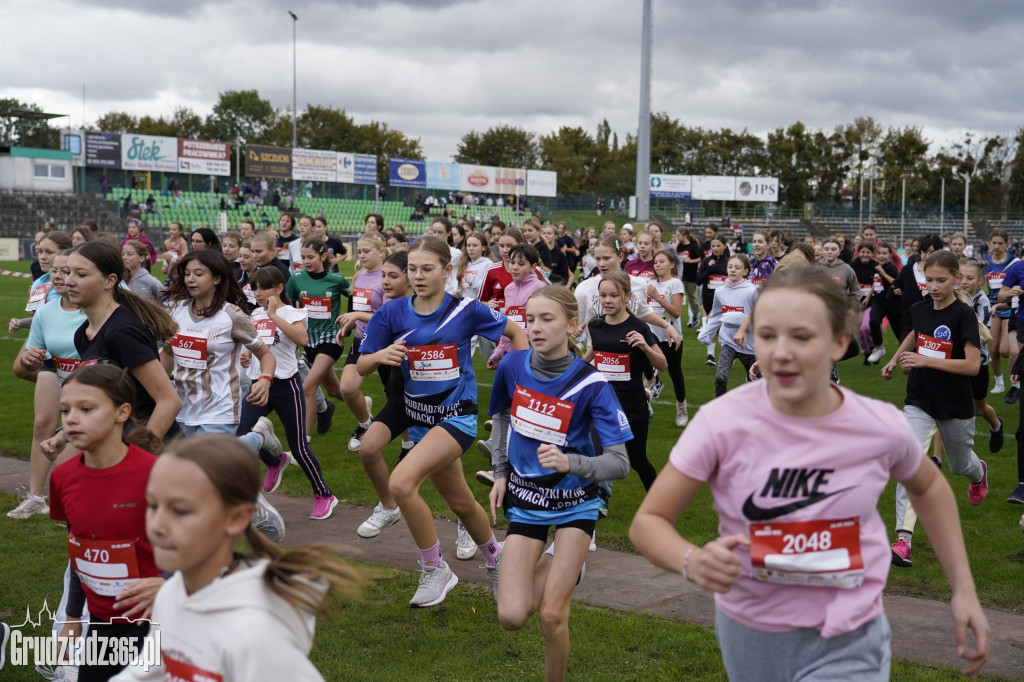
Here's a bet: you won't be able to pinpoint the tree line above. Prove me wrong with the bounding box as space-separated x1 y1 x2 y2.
4 93 1023 213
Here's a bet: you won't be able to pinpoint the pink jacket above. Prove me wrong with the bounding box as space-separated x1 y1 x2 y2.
489 273 548 363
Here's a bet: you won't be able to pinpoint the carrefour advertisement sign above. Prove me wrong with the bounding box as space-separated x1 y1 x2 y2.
389 158 426 188
649 173 691 199
121 134 178 172
426 161 460 191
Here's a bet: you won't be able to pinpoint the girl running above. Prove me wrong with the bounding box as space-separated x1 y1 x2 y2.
427 217 464 294
984 229 1018 398
286 215 314 273
960 259 1005 453
674 227 703 327
334 232 387 451
748 230 777 289
490 285 631 682
9 250 86 520
9 229 69 341
113 435 362 681
585 271 665 490
50 364 165 682
646 248 688 426
240 267 337 517
478 227 548 314
869 241 900 354
850 242 881 365
120 219 157 264
882 251 990 567
540 224 571 285
356 251 415 540
487 244 548 367
221 231 243 279
238 241 258 304
357 236 528 607
64 241 181 439
631 264 990 681
122 240 163 302
624 229 656 281
459 230 498 360
696 235 730 365
699 254 758 397
285 237 352 443
159 221 187 276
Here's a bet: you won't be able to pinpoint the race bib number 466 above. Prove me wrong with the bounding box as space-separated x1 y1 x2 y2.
749 517 864 589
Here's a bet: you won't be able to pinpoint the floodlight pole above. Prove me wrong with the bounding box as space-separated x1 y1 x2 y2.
633 0 652 222
289 10 298 199
939 176 945 235
961 173 970 233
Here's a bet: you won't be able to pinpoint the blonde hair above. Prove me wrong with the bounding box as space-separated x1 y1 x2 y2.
924 251 991 344
598 270 633 312
529 285 580 355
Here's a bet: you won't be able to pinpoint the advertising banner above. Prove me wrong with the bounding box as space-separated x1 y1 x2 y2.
494 167 526 195
84 132 122 169
389 158 426 188
734 176 779 202
692 175 736 201
121 134 178 172
527 169 557 197
354 154 377 184
292 148 337 182
245 144 292 179
178 139 230 176
649 173 691 199
426 161 460 191
62 129 85 167
336 152 356 183
459 164 496 193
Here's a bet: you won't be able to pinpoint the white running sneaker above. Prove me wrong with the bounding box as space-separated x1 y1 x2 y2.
409 560 458 608
253 417 282 458
992 377 1005 394
675 401 689 428
348 397 374 451
589 531 597 552
251 493 285 542
7 494 49 519
455 521 476 560
357 502 402 538
867 346 886 365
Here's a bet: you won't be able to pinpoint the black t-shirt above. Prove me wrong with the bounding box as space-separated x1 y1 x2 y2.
676 242 701 282
276 233 299 265
895 262 927 337
74 306 161 421
873 262 899 299
850 259 878 287
533 240 553 270
260 258 291 280
556 235 577 271
906 299 979 420
587 314 657 420
324 236 347 273
547 247 569 283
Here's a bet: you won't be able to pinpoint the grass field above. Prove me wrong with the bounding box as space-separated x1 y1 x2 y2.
1 257 1022 680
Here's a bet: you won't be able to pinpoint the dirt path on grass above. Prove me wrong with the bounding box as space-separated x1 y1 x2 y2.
2 455 1021 679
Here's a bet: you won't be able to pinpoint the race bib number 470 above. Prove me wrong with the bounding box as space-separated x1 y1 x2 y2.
68 534 140 597
749 517 864 589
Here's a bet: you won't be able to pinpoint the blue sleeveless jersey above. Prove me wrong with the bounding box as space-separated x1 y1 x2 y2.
490 349 632 525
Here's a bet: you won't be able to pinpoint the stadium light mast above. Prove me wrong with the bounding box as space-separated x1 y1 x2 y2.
289 10 298 198
633 0 652 222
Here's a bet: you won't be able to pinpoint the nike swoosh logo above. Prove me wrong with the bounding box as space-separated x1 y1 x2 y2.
742 486 857 521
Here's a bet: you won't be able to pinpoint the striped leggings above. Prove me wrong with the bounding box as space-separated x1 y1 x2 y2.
237 373 332 498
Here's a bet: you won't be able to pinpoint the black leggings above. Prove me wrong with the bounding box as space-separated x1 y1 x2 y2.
624 413 657 491
868 299 886 347
237 373 332 498
657 339 686 402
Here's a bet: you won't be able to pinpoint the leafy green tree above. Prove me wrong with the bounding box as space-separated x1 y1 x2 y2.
454 125 538 168
539 126 603 195
357 121 423 184
1007 128 1024 213
876 126 931 205
93 111 140 134
207 90 277 145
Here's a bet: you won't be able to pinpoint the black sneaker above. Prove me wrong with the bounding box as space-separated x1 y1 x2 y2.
316 401 335 435
399 444 412 462
1007 483 1024 505
347 424 368 452
930 455 942 470
990 417 1005 453
1004 386 1021 404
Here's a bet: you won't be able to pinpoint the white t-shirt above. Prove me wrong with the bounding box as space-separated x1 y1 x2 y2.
248 305 308 380
287 239 304 274
461 256 494 301
647 277 685 341
575 272 655 345
446 246 463 295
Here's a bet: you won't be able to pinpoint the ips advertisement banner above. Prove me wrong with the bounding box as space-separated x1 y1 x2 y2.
692 175 736 201
459 165 496 193
292 148 338 182
245 145 292 179
121 134 178 172
85 132 122 169
426 161 460 191
178 139 230 176
649 173 691 199
527 169 557 197
734 176 779 202
389 158 426 188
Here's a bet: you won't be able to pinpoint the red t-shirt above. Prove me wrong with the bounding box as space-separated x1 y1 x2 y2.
49 444 159 622
478 262 547 303
624 257 656 281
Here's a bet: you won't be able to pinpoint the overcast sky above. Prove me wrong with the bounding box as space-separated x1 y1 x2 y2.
4 0 1023 160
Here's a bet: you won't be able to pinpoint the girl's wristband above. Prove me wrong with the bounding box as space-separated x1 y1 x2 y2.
257 374 274 384
681 547 697 582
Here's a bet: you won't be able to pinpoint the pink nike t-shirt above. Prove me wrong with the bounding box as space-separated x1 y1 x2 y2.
669 379 922 638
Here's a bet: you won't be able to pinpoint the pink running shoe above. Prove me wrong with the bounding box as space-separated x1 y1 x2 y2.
310 494 338 520
263 451 292 494
967 460 988 506
890 539 912 567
